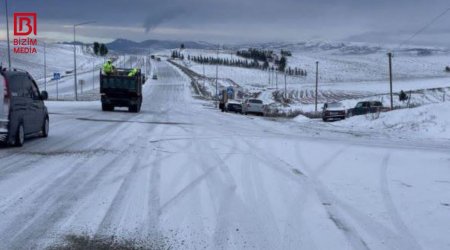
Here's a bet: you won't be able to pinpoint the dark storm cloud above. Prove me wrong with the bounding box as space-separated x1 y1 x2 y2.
2 0 450 45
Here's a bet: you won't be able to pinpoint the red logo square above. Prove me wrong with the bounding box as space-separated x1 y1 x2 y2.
14 12 37 36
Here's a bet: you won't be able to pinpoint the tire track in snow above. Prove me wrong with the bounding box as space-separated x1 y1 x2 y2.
190 137 271 249
295 145 421 250
379 153 422 250
244 140 370 250
0 110 151 248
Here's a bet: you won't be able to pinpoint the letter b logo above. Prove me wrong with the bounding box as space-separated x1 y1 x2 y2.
14 13 37 36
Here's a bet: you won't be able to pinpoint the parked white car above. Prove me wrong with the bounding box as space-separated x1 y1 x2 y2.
242 99 265 116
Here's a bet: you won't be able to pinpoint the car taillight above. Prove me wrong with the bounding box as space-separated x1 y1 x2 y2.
1 75 9 119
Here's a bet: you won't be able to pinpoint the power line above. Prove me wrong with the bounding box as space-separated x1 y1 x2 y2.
398 6 450 48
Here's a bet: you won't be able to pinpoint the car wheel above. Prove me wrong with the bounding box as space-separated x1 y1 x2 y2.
42 117 49 138
14 123 25 147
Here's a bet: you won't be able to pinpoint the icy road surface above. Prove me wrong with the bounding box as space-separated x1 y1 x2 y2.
0 61 449 249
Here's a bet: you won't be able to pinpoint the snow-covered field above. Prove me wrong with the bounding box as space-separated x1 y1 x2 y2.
166 42 450 119
0 61 449 249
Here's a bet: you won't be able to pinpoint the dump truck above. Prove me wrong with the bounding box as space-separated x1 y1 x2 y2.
100 68 143 112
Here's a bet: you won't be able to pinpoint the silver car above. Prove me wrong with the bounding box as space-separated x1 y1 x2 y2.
242 99 265 116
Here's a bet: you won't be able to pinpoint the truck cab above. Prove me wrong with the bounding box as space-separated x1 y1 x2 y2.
100 68 143 113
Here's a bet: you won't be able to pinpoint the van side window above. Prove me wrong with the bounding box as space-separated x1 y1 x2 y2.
22 76 39 99
30 80 40 99
22 76 33 98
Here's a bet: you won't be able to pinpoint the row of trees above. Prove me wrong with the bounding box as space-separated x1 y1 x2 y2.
237 48 274 62
281 50 292 56
236 48 292 72
93 42 109 56
171 50 185 60
285 67 307 76
189 55 263 70
186 54 306 76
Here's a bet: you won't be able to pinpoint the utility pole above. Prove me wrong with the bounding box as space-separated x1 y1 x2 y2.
388 52 394 110
203 62 205 87
44 42 47 91
5 0 12 69
73 21 95 101
92 61 95 90
73 25 78 101
215 45 219 108
315 61 319 112
276 70 278 90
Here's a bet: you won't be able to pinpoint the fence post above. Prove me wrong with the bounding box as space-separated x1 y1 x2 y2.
407 90 412 108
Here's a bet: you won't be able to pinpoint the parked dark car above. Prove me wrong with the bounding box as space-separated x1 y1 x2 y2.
347 101 390 117
322 102 346 121
226 101 242 113
0 68 49 147
100 68 143 113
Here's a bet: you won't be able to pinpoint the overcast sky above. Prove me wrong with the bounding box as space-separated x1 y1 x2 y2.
1 0 450 46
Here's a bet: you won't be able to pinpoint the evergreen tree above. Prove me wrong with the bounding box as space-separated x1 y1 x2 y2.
93 42 100 55
99 44 108 56
278 56 287 72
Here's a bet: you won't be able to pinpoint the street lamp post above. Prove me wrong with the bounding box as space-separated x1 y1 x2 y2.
5 0 12 69
44 42 47 90
315 61 319 113
73 21 95 101
215 45 219 108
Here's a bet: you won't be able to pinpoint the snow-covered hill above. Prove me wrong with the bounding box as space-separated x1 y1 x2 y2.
177 41 450 86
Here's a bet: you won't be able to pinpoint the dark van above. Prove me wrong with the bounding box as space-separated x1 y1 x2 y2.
0 68 49 147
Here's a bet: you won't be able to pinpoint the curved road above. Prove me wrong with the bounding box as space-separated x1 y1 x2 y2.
0 61 449 249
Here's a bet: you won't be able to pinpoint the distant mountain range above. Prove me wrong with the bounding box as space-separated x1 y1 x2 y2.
62 39 215 53
60 39 449 56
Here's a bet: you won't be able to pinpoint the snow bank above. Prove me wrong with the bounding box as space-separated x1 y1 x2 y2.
293 114 310 122
337 102 450 139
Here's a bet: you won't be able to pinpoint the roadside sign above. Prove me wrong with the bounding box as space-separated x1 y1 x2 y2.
227 86 234 98
53 72 61 80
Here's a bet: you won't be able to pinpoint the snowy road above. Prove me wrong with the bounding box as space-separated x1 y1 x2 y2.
0 61 449 249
